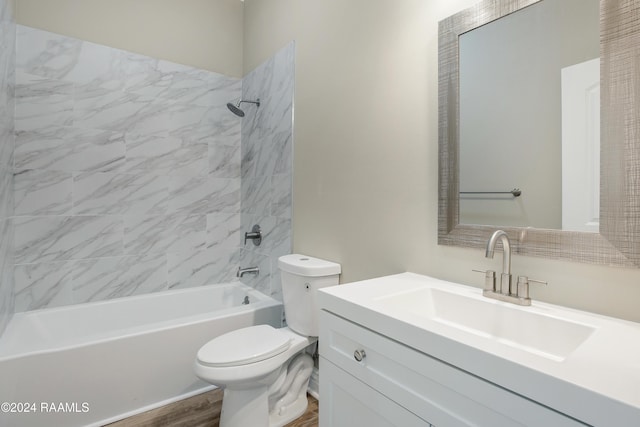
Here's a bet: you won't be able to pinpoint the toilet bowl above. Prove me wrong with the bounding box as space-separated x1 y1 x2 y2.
193 254 341 427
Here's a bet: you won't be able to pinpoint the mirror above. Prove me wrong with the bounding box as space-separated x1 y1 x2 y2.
459 0 599 231
438 0 640 267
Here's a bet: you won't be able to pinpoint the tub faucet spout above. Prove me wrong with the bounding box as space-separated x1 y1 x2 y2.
237 266 259 278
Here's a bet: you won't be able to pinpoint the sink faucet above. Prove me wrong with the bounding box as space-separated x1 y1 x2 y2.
476 230 547 306
485 230 512 295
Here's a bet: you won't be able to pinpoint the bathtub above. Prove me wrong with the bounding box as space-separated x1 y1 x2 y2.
0 282 283 427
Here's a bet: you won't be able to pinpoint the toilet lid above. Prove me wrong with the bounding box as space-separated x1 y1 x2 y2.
197 325 291 367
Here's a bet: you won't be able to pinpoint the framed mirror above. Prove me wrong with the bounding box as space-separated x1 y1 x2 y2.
438 0 640 267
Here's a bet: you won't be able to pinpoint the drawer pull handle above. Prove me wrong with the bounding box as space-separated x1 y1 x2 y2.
353 349 366 362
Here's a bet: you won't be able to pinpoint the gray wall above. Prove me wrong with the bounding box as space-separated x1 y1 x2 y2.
244 0 640 323
0 0 16 335
15 0 244 77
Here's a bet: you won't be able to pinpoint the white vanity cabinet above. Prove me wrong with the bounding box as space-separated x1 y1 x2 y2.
319 310 586 427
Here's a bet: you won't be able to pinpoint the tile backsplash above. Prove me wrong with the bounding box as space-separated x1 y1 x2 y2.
11 26 293 312
0 0 15 333
238 42 294 302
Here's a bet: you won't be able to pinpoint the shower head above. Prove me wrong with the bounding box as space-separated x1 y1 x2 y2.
227 101 245 117
226 98 260 117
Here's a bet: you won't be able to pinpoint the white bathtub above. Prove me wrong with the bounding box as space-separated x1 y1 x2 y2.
0 282 283 427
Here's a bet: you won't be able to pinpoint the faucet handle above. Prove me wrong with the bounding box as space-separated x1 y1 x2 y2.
244 224 262 246
473 269 496 292
516 276 547 300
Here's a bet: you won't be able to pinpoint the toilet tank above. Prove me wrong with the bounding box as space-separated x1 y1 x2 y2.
278 254 341 337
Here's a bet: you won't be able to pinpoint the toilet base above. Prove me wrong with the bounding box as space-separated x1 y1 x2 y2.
221 386 270 427
268 390 309 427
219 385 310 427
218 352 314 427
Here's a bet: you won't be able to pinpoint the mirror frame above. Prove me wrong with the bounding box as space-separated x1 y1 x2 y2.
438 0 640 267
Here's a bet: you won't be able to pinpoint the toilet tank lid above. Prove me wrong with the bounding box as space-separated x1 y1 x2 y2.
278 254 341 277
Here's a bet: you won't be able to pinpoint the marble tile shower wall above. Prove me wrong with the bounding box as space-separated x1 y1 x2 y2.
0 0 16 333
13 26 244 311
239 42 294 301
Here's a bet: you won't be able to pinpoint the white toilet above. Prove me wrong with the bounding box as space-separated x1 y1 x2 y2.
194 254 341 427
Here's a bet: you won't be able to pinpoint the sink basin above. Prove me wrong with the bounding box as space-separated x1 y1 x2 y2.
375 287 595 361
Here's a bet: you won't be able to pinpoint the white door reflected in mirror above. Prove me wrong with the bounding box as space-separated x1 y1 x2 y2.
561 58 600 232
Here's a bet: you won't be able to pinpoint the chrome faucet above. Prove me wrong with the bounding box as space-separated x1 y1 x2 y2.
475 230 547 306
237 266 259 278
244 224 262 246
485 230 512 295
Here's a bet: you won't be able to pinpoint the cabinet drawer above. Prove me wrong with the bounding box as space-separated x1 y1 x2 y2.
320 310 586 427
320 357 431 427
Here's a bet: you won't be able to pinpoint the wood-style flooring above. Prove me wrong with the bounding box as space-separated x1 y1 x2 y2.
105 389 319 427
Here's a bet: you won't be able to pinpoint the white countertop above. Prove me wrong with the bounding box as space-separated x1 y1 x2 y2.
318 272 640 427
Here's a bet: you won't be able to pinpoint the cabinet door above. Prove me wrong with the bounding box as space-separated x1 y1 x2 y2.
320 357 431 427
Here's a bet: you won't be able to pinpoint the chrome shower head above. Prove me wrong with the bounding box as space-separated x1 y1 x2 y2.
226 98 260 117
227 101 245 117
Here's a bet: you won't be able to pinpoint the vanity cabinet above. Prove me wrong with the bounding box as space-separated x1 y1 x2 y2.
319 310 586 427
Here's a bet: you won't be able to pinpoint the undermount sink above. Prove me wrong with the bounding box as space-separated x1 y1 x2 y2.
374 286 596 361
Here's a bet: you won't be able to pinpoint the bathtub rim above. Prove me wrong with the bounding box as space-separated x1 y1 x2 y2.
0 282 283 361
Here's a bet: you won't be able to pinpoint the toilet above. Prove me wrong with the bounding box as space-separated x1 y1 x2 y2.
194 254 341 427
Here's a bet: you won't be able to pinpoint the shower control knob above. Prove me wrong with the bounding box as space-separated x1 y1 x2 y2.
244 224 262 246
353 349 366 362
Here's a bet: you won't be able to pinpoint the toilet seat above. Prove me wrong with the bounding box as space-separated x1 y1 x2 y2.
197 325 291 367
